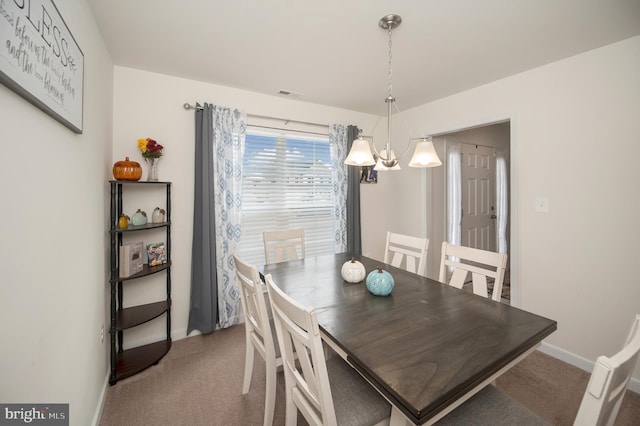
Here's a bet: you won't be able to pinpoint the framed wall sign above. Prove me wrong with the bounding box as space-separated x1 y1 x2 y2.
0 0 84 133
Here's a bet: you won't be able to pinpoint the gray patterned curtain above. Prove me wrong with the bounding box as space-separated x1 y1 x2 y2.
329 124 362 255
188 103 217 334
188 103 246 334
346 125 362 255
330 124 349 253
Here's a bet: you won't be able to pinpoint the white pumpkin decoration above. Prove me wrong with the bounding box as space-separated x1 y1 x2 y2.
341 258 366 283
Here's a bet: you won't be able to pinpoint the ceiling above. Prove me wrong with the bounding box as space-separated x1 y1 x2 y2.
88 0 640 116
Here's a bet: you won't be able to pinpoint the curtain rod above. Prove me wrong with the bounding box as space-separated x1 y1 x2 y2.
460 141 502 151
183 103 329 129
446 140 504 152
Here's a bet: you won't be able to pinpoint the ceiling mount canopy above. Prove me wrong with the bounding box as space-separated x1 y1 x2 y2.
378 13 402 31
344 14 442 170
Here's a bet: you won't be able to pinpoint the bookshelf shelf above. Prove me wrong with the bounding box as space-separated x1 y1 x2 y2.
108 180 172 385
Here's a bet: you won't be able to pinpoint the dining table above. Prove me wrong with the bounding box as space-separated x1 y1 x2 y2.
262 252 557 425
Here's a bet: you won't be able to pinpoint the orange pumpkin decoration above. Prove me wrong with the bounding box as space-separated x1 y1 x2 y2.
112 157 142 181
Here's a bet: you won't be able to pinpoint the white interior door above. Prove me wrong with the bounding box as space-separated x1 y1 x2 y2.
461 144 496 251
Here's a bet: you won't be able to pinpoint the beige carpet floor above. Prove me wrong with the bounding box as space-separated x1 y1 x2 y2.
99 324 640 425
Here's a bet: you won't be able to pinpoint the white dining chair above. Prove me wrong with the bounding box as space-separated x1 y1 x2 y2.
384 231 429 276
441 314 640 425
438 241 508 302
264 273 391 426
435 383 548 425
574 313 640 425
232 253 281 426
263 228 305 264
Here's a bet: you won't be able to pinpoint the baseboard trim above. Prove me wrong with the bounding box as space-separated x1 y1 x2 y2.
92 369 110 426
540 341 640 394
92 327 208 424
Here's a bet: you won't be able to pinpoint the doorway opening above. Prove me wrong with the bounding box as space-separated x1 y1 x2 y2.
429 121 512 303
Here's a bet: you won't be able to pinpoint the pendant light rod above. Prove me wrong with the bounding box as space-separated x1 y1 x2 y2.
343 14 443 169
379 14 402 168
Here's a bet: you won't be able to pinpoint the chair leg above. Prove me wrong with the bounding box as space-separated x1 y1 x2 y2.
242 337 254 394
285 401 297 426
283 377 297 426
263 356 276 426
323 342 332 360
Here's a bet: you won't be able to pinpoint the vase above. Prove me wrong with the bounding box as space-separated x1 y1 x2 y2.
145 157 160 181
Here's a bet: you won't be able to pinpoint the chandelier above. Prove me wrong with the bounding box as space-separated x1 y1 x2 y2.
344 14 442 170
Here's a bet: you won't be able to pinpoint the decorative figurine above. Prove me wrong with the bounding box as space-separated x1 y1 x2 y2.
131 209 147 226
341 257 366 283
366 267 395 296
118 214 129 229
152 207 166 223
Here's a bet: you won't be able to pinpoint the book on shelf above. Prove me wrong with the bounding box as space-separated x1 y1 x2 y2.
147 242 167 267
119 241 144 277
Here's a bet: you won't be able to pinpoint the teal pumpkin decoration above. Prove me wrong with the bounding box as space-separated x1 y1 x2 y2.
366 267 395 296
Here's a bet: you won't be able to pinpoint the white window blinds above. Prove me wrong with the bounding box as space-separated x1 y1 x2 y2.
238 129 335 266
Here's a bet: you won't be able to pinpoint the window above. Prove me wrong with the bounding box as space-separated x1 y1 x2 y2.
238 129 335 266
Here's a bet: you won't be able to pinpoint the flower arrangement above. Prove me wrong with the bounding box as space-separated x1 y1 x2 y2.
137 137 164 159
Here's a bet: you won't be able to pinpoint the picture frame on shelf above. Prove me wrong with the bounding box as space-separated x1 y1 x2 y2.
147 242 167 267
119 242 144 277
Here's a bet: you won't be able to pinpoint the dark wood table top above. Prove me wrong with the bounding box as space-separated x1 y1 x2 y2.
262 253 557 424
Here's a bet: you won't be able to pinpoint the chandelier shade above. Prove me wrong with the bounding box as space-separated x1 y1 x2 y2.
408 139 443 168
344 14 442 171
344 136 375 166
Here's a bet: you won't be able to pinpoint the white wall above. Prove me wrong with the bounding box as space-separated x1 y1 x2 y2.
362 36 640 381
0 0 114 424
111 66 379 344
